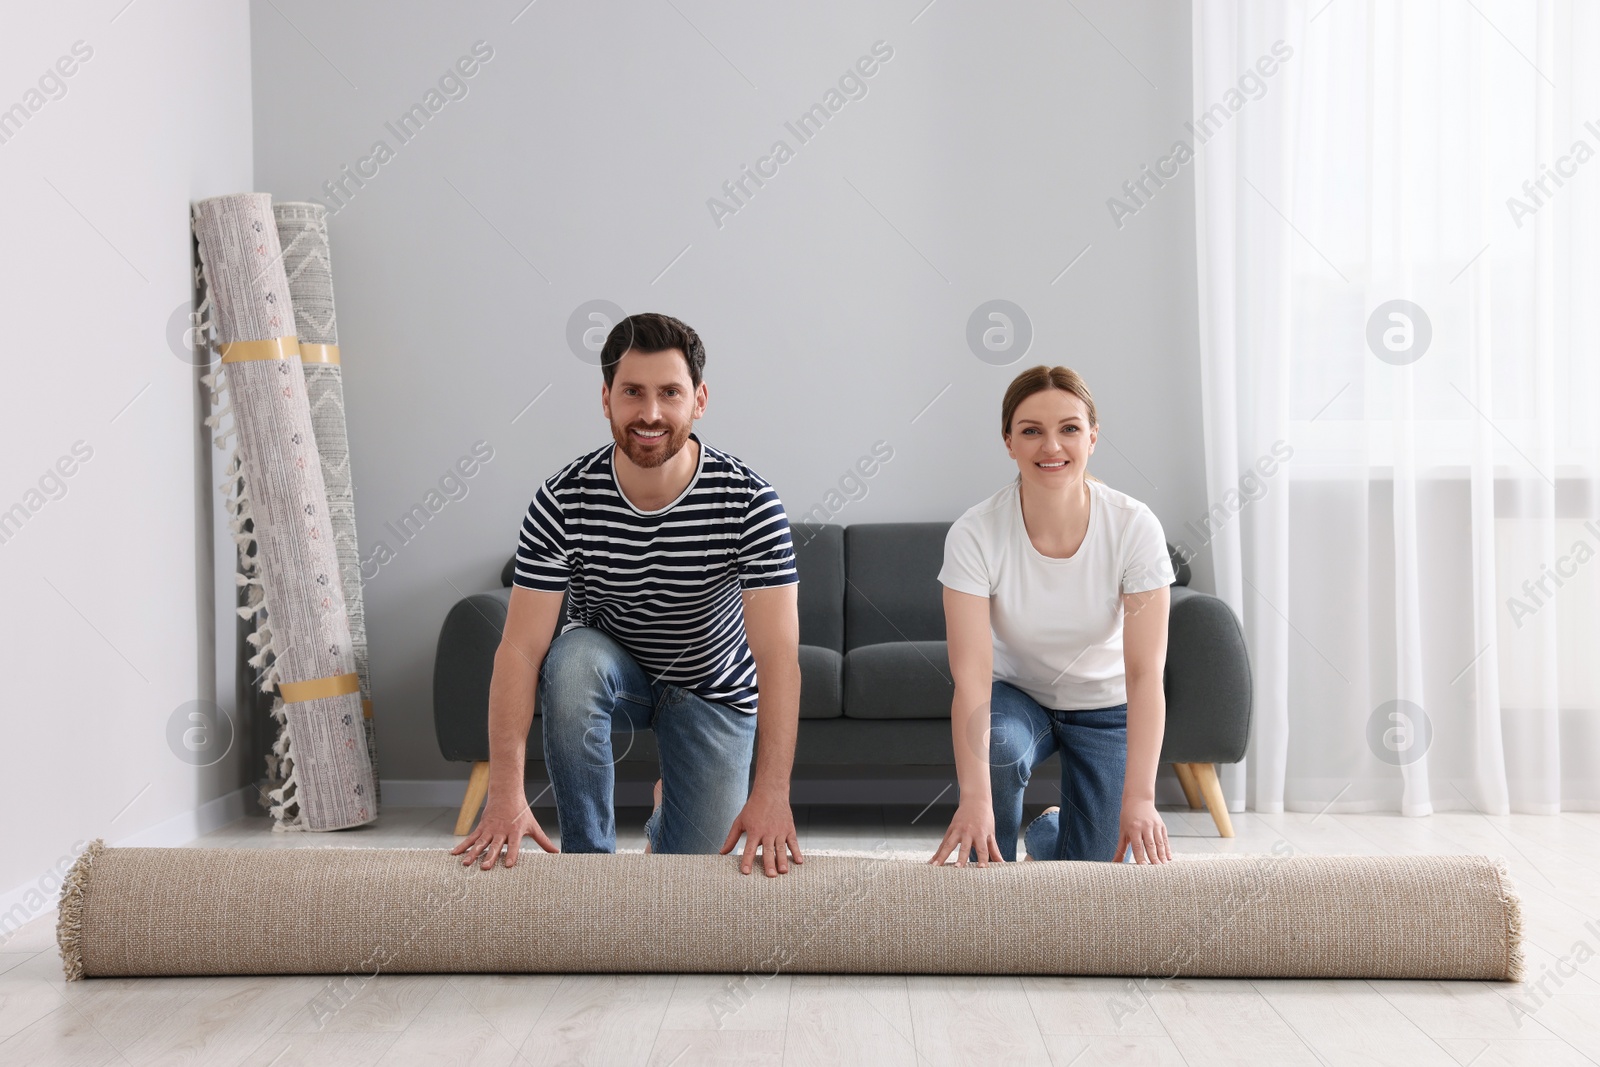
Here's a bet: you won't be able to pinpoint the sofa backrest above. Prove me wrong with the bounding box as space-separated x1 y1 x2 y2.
792 525 844 653
844 522 951 649
503 526 848 652
499 519 1189 654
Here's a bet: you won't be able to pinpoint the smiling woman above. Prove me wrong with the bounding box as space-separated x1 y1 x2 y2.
933 364 1176 868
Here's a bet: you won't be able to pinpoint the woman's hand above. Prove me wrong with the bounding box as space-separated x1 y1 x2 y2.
929 800 1005 867
1115 797 1171 864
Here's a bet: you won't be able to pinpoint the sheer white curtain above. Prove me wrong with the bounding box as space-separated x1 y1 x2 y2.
1193 0 1600 815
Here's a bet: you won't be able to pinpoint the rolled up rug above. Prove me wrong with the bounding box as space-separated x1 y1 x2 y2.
193 192 376 832
56 842 1523 982
272 201 380 809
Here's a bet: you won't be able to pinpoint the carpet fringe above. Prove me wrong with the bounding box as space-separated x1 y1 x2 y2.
265 693 306 831
55 838 105 983
1492 854 1526 983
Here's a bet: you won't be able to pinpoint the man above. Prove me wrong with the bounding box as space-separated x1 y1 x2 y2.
451 313 804 877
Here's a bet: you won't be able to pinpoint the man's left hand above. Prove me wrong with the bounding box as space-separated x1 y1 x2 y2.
720 787 803 877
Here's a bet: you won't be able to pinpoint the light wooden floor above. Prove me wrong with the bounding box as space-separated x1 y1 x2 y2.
4 803 1600 1066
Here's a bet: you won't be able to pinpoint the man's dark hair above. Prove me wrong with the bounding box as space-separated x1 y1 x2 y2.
600 313 706 388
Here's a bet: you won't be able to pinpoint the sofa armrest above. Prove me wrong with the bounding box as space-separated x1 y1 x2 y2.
1160 585 1252 764
433 587 514 763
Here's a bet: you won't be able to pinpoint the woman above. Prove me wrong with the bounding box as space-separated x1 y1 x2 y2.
930 365 1174 866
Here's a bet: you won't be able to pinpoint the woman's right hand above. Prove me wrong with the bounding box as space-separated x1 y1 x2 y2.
450 793 558 870
929 801 1005 867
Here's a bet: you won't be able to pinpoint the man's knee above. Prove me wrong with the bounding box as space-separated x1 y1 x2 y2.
658 793 742 855
541 630 618 705
539 629 628 748
652 706 755 854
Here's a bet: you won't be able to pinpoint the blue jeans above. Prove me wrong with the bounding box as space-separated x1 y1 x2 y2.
538 626 757 855
987 680 1130 862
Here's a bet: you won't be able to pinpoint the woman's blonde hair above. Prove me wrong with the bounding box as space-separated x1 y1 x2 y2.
1001 365 1102 484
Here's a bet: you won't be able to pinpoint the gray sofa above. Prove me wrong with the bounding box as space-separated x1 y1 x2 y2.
433 522 1252 835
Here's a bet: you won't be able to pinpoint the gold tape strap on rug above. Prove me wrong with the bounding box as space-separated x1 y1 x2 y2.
218 336 301 364
279 672 360 704
361 699 373 720
298 343 341 365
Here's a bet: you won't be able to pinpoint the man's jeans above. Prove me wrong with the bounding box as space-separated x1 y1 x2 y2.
539 626 757 854
987 680 1130 862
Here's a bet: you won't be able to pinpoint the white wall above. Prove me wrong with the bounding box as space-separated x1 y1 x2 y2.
0 2 254 919
249 0 1210 783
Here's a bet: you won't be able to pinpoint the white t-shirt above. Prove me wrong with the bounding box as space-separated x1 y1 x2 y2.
937 478 1175 710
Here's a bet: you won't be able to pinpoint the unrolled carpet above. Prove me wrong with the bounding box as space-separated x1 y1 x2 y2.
57 841 1522 982
193 192 376 831
271 201 380 809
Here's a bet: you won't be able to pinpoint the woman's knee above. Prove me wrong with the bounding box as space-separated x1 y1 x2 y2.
986 685 1044 789
988 720 1036 791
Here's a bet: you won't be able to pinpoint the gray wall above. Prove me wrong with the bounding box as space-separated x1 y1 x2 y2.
250 0 1208 782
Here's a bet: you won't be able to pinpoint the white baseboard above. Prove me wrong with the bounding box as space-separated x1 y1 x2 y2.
113 785 257 847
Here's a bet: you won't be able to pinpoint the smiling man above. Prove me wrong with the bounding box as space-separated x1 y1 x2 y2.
452 312 804 877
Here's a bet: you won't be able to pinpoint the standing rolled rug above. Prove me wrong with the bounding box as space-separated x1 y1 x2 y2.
272 202 380 808
194 192 376 831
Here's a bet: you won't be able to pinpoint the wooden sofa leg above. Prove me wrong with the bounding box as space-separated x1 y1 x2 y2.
1190 762 1235 838
1173 762 1204 810
454 761 491 836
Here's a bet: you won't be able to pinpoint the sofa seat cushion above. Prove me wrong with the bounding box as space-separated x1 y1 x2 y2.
799 645 844 719
843 641 954 719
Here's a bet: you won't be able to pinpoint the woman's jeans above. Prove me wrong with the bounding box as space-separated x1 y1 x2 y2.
987 680 1129 862
538 626 757 855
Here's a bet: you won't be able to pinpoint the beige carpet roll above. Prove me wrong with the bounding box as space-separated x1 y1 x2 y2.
56 840 1522 982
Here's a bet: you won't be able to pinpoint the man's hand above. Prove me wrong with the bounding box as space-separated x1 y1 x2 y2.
720 787 802 877
450 794 558 870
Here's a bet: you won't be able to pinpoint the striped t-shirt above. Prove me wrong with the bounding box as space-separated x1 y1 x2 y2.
513 434 797 713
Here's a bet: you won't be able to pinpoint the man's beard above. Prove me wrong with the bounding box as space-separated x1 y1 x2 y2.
611 417 693 469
